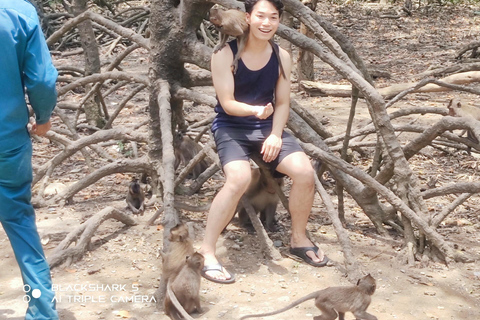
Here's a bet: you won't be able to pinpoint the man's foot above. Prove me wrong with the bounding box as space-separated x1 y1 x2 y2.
290 238 326 264
289 246 329 267
199 253 235 283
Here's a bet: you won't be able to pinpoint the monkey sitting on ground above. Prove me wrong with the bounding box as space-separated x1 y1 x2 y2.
165 252 205 320
236 167 283 232
126 178 145 214
174 131 210 179
158 223 195 306
209 7 285 78
240 274 377 320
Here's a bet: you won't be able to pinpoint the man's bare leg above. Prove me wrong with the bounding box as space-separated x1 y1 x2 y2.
199 160 251 281
276 152 324 263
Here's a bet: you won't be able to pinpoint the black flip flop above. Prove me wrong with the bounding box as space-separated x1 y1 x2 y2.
289 245 329 267
201 263 236 284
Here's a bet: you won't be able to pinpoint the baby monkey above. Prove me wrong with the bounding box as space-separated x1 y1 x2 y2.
240 274 377 320
174 131 210 180
165 252 205 320
158 223 195 303
209 7 285 78
126 178 145 214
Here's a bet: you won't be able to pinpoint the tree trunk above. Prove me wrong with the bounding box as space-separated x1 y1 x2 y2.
72 0 105 128
148 0 212 307
297 0 318 89
279 11 293 56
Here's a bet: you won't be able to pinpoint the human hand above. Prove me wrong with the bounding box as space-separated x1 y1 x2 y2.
31 121 51 136
261 133 282 162
253 103 274 119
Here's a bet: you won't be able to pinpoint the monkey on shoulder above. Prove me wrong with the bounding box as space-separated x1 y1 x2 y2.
209 7 246 52
240 274 377 320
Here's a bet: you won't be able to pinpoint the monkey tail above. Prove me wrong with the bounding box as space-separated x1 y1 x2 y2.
240 291 319 319
166 282 195 320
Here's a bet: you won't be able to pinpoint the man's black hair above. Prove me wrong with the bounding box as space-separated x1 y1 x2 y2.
245 0 284 16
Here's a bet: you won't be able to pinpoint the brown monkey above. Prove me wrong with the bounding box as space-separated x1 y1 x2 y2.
236 168 283 232
240 274 377 320
209 7 286 78
164 252 205 320
158 223 195 306
447 98 480 150
447 98 480 121
173 131 210 179
209 8 247 53
126 178 145 214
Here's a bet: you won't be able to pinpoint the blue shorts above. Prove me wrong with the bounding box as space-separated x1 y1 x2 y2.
213 126 304 176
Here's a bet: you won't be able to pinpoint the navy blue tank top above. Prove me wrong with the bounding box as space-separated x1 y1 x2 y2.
211 40 280 132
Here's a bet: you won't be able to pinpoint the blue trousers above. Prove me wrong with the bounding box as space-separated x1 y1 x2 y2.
0 142 58 320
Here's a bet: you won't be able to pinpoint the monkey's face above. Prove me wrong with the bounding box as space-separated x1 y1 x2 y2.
209 8 220 25
246 0 279 41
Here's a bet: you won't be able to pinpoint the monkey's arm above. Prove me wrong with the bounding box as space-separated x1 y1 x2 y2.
126 192 141 214
211 47 271 118
213 32 229 53
261 48 292 163
127 201 140 214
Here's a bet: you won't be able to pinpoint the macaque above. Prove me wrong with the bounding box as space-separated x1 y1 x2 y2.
209 7 286 78
240 274 377 320
237 168 283 232
126 178 145 214
158 223 195 306
164 252 205 320
173 131 210 179
209 8 246 53
447 98 480 121
447 98 480 149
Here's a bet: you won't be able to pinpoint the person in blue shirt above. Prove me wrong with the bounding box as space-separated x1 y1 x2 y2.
199 0 329 284
0 0 59 318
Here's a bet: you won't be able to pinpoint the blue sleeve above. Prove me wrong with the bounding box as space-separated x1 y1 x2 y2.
23 19 58 125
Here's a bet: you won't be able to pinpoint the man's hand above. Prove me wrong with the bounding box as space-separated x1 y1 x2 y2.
253 103 274 119
31 121 51 136
261 133 282 163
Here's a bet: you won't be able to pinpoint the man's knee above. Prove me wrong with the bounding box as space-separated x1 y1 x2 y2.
278 153 315 183
224 162 252 195
291 164 315 186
